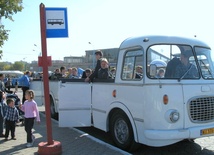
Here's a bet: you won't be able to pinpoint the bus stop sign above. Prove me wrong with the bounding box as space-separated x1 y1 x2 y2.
45 8 68 38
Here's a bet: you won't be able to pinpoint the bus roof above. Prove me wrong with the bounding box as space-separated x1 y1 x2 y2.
0 70 24 75
119 35 210 50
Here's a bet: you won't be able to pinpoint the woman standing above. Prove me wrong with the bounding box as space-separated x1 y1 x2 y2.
18 71 31 103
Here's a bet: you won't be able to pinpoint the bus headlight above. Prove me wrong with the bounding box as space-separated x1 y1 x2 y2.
165 110 180 123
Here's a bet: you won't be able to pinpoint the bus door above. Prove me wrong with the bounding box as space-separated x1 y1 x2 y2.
58 81 92 127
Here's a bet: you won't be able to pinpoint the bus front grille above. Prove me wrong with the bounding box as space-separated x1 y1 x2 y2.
189 97 214 123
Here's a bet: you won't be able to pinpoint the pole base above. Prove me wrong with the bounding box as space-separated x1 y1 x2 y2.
38 141 62 155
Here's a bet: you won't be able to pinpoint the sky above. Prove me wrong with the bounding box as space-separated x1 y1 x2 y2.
1 0 214 63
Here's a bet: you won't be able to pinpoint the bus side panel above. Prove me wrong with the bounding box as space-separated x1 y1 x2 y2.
30 80 44 106
58 82 91 127
92 82 185 146
136 84 184 146
92 83 115 131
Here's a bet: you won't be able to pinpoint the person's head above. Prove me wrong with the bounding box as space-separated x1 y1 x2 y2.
6 98 15 107
25 90 35 100
0 74 4 80
180 53 189 65
136 65 143 73
55 68 60 73
100 58 108 69
25 71 31 76
95 50 103 60
85 68 92 77
157 68 165 78
60 66 66 74
180 49 192 65
71 67 78 76
67 68 72 74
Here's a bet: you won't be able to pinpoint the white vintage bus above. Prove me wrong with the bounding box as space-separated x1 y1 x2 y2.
31 35 214 151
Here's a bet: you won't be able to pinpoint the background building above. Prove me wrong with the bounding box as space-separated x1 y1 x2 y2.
28 48 119 72
85 48 119 68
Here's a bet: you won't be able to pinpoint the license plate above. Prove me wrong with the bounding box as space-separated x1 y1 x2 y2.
201 128 214 135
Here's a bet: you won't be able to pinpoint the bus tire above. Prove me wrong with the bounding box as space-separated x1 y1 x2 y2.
50 96 57 119
110 110 135 151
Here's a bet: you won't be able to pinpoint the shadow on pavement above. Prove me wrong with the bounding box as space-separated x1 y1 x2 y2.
132 140 214 155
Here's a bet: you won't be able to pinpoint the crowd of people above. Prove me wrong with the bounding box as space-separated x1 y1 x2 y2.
49 50 116 82
0 72 40 148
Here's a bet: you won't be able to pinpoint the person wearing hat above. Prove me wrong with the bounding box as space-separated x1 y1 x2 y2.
85 50 103 82
94 50 103 57
174 51 199 78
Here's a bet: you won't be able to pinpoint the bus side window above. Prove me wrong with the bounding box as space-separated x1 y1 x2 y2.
122 50 143 80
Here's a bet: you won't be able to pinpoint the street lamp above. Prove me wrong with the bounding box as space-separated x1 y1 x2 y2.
34 44 42 56
33 44 42 72
23 57 27 71
88 42 95 68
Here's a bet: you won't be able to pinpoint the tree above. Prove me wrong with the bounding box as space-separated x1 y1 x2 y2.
0 0 23 58
0 61 12 70
12 61 24 70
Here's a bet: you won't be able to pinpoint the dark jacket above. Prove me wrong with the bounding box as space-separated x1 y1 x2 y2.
81 71 87 78
165 57 181 78
89 59 101 81
0 80 12 94
97 68 109 79
0 100 6 117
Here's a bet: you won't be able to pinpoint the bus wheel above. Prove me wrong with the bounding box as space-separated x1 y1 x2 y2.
50 96 57 119
110 111 134 151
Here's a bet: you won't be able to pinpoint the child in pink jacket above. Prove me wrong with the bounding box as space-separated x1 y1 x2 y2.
20 90 40 148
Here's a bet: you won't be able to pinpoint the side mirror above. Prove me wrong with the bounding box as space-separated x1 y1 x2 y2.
150 64 157 77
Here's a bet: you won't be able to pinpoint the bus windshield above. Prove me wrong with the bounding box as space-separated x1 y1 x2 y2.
147 45 214 80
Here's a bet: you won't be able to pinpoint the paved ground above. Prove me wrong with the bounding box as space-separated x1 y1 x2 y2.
0 106 130 155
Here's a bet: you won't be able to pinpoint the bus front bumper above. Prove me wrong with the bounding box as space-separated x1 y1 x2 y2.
144 125 214 140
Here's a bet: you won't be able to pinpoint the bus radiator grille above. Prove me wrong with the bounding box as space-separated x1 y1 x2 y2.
189 97 214 123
